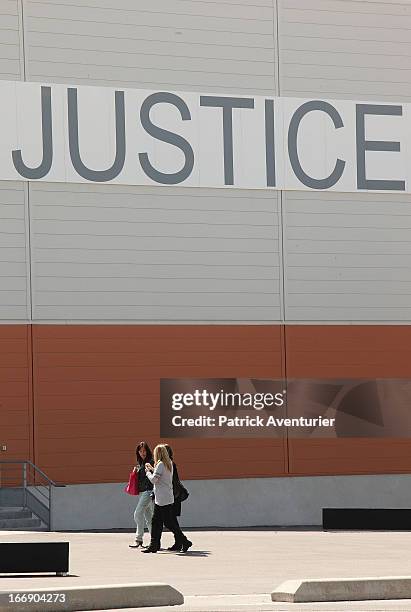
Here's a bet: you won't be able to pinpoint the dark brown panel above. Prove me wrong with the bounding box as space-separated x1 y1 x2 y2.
33 325 286 484
286 325 411 475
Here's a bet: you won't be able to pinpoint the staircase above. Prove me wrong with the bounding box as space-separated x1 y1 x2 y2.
0 461 62 531
0 507 47 531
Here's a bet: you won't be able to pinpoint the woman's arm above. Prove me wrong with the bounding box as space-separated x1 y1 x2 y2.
146 461 163 484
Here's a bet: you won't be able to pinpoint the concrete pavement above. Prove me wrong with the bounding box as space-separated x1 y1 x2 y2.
1 529 411 611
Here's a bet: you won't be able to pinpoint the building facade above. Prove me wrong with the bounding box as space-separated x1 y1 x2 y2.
1 0 411 528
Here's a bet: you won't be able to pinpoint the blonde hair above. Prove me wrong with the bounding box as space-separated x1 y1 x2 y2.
153 444 172 472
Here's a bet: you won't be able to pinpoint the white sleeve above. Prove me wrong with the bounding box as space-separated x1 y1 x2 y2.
146 461 163 484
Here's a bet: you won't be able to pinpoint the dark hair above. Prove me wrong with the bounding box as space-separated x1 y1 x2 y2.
164 444 173 461
136 441 153 466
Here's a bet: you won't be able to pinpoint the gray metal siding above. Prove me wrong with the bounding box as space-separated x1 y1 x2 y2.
279 0 411 322
0 181 29 320
0 3 27 320
279 0 411 101
1 0 411 323
22 0 280 322
30 183 281 321
0 0 21 80
284 191 411 322
25 0 277 94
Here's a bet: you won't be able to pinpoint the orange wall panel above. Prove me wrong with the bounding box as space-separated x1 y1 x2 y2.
286 325 411 476
3 323 410 484
0 325 33 479
32 324 286 484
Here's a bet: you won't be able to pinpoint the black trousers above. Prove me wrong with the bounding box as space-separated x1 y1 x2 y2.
150 503 187 549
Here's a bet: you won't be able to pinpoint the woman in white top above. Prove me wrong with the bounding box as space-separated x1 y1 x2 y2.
142 444 192 553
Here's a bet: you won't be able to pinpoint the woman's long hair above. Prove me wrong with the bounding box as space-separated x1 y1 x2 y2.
136 441 153 466
153 444 172 472
164 444 173 461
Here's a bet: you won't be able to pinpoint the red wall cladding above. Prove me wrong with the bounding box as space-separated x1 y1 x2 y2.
32 325 285 484
0 325 33 485
1 323 411 484
286 325 411 476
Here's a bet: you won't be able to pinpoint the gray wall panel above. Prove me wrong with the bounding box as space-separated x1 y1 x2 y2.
0 4 27 320
0 181 29 320
279 0 411 100
22 0 280 322
284 191 411 322
279 0 411 322
30 183 281 321
0 0 21 79
25 0 277 94
2 0 411 323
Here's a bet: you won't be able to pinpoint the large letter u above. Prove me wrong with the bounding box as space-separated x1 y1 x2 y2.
67 88 126 182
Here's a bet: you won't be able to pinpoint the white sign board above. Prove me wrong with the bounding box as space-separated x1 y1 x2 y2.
0 80 409 192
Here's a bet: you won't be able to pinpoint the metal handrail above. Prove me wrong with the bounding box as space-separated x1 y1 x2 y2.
0 460 58 486
0 460 64 531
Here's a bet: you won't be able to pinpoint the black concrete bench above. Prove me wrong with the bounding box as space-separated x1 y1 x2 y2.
0 542 69 575
323 508 411 530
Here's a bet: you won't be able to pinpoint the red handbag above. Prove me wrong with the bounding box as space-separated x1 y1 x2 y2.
124 469 139 495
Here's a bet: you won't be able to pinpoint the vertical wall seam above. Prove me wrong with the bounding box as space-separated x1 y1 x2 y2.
28 325 36 467
18 0 32 319
18 0 27 81
18 0 35 464
274 0 290 474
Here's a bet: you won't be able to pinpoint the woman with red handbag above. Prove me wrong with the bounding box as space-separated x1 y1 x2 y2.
129 441 154 548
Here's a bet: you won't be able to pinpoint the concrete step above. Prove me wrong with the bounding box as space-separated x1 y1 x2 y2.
0 525 48 532
0 517 42 530
0 508 32 520
0 506 48 531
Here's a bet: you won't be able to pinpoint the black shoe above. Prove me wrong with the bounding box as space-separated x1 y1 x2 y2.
129 541 143 548
181 539 192 553
167 542 182 551
142 546 159 553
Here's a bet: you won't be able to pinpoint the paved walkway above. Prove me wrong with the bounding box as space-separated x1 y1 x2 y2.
1 529 411 610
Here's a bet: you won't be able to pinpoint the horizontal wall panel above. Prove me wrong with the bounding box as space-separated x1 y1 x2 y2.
32 220 274 240
29 0 273 20
25 0 276 93
36 351 275 369
31 184 281 322
31 187 276 211
32 324 285 484
32 306 279 321
28 64 273 90
26 21 273 60
38 408 158 425
286 324 411 476
36 263 279 281
27 32 274 63
28 4 273 33
34 250 277 268
28 47 274 77
34 294 279 308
